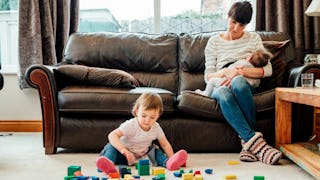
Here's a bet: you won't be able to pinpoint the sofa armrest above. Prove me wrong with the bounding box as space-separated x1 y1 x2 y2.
25 64 59 154
287 63 320 87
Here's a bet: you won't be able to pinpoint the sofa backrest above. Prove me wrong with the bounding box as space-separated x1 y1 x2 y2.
63 32 179 94
178 31 295 93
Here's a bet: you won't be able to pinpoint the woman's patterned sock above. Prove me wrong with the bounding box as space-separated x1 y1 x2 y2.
239 149 258 162
243 132 282 165
239 138 258 162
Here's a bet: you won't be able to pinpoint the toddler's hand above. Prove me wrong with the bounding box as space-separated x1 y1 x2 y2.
121 149 136 166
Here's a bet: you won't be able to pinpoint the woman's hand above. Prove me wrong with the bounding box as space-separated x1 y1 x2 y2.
218 67 240 86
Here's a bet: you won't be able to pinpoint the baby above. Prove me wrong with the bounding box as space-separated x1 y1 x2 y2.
196 49 272 96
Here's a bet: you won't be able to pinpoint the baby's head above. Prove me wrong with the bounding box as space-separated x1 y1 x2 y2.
247 49 273 67
132 92 163 117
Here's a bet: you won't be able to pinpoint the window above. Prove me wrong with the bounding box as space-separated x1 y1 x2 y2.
79 0 256 34
0 0 18 73
0 0 256 72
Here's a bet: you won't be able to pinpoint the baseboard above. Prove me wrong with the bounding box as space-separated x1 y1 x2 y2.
0 120 42 132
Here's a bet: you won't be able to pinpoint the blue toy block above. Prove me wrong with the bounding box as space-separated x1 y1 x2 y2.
205 168 213 174
119 166 131 178
138 159 150 165
91 176 100 180
174 172 182 177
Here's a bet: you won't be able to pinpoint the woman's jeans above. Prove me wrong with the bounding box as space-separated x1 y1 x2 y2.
100 143 168 167
211 76 256 142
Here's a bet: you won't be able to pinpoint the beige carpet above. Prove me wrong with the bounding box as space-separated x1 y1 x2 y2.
0 133 315 180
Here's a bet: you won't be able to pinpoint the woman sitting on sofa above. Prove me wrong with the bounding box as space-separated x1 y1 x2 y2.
204 1 282 165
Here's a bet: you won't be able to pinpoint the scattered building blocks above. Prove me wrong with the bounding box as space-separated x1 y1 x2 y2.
67 165 81 176
227 160 240 165
73 170 83 176
138 159 150 176
254 176 265 180
64 175 76 180
77 176 88 180
182 173 193 180
139 159 150 165
152 167 165 175
90 176 100 180
193 170 201 176
157 174 165 180
204 168 213 174
223 174 237 179
194 174 203 180
109 172 120 178
174 171 182 177
119 166 131 178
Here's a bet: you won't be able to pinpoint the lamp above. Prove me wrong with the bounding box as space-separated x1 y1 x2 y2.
305 0 320 16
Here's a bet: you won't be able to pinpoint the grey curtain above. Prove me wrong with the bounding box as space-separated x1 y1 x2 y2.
256 0 320 64
18 0 79 89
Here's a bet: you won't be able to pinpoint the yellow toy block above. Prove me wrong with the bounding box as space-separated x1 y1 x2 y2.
223 174 237 179
152 167 165 175
227 160 240 165
182 173 193 180
124 174 133 179
194 174 203 180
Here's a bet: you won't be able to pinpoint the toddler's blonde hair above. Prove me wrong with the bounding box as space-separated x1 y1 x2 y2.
132 92 163 117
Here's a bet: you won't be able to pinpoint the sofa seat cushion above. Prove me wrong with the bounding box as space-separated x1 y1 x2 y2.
58 86 176 115
177 89 275 119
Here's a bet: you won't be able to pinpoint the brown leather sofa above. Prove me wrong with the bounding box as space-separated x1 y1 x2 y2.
25 31 320 154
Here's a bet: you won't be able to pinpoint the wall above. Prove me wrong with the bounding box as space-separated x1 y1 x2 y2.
0 73 41 120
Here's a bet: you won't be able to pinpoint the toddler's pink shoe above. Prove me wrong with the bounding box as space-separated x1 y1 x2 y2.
166 150 188 170
96 156 117 174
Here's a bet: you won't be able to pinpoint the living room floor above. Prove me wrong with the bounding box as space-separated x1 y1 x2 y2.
0 132 316 180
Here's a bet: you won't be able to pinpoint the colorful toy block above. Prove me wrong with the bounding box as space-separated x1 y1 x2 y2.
77 176 88 180
90 176 100 180
227 160 240 165
193 170 201 176
152 167 165 175
109 172 120 178
204 168 213 174
139 159 150 165
119 166 131 178
254 176 265 180
73 170 83 176
173 171 182 177
223 174 237 180
194 174 203 180
67 165 81 176
64 175 76 180
138 159 150 176
182 173 193 180
157 174 165 180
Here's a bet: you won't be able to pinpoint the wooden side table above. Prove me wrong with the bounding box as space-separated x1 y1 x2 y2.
275 87 320 179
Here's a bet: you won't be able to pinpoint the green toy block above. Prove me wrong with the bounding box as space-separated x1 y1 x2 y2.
157 173 165 180
64 175 76 180
138 164 150 176
254 176 265 180
67 165 81 176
